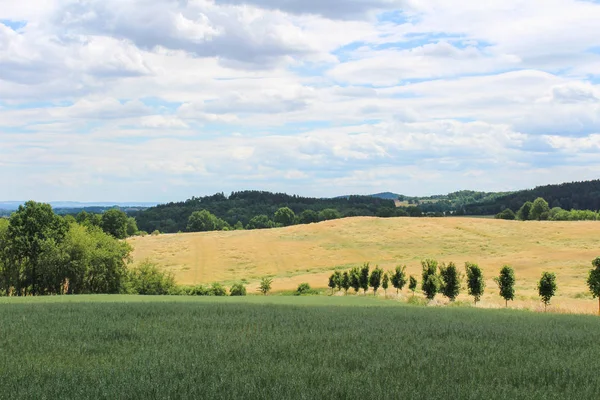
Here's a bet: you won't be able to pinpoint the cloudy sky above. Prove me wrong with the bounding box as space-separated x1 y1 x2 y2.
2 0 600 202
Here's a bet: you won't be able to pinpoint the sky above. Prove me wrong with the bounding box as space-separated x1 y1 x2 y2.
1 0 600 202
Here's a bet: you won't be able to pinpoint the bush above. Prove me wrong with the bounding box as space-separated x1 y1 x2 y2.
210 283 227 296
151 230 160 236
128 260 176 295
295 283 317 295
230 283 247 296
495 209 516 220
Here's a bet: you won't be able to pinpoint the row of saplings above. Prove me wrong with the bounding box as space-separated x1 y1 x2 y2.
328 257 600 312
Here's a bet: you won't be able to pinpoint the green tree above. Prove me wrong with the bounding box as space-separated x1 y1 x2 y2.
530 198 550 221
230 283 247 296
319 209 342 221
369 266 383 296
333 271 343 292
126 217 139 237
382 272 389 296
359 263 370 294
328 273 336 294
390 265 407 295
349 267 361 293
494 265 516 307
341 271 351 295
517 201 533 221
465 262 485 305
6 201 68 295
440 262 461 301
495 209 516 220
274 207 296 226
128 260 176 295
421 259 440 300
187 210 218 232
246 215 274 230
258 277 273 295
587 257 600 315
409 275 417 296
298 210 319 224
538 272 557 312
101 209 129 239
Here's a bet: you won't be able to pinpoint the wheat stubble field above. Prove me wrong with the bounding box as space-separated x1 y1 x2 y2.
129 217 600 313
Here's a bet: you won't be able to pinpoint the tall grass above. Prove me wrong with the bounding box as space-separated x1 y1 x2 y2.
1 296 599 399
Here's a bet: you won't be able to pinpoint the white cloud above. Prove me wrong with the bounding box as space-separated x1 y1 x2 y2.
3 0 600 201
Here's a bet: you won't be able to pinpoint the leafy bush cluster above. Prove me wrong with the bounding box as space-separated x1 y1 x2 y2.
496 197 600 221
0 202 132 296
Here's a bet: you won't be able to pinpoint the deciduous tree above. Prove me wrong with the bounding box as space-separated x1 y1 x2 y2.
421 259 440 300
465 262 485 305
359 263 370 294
587 257 600 315
494 265 515 307
409 275 417 296
391 265 407 295
440 262 461 301
538 272 557 312
369 266 383 296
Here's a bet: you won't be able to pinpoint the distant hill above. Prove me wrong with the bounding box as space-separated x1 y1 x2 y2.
461 180 600 215
132 191 394 233
369 192 401 200
0 201 157 212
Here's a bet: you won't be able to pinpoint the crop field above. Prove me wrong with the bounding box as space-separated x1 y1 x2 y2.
1 295 599 399
129 217 600 313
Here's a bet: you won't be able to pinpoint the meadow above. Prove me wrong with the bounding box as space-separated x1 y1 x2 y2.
1 295 599 399
129 217 600 313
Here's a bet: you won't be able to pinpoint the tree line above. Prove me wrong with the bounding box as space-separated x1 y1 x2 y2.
131 191 396 233
465 179 600 215
328 258 600 313
496 197 600 221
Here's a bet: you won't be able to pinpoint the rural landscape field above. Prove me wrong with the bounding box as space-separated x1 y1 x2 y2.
130 217 600 313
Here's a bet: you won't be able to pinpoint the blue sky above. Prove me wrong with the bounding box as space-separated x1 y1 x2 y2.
1 0 600 202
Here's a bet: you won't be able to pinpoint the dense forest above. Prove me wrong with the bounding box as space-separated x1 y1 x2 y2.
462 180 600 215
132 191 396 233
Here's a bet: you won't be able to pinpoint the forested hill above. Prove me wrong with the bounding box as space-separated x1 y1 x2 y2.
132 191 395 233
461 180 600 215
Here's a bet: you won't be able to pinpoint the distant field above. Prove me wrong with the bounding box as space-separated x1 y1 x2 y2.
2 295 600 399
129 217 600 313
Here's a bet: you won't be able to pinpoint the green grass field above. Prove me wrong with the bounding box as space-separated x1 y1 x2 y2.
1 295 599 399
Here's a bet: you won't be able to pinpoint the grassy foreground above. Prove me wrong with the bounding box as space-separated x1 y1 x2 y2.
1 295 599 399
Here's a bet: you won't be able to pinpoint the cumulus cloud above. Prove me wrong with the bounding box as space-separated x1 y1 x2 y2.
3 0 600 201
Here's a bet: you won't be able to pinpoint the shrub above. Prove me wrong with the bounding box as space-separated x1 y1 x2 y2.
230 283 247 296
409 275 417 296
296 283 313 295
210 283 227 296
128 260 176 295
258 277 273 295
495 209 516 220
151 230 160 236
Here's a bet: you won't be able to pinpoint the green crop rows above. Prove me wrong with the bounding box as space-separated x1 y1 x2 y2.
1 296 598 399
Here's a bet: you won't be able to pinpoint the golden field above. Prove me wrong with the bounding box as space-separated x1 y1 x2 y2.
129 217 600 314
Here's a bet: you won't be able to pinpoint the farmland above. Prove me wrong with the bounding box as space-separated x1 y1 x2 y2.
1 295 600 400
130 217 600 313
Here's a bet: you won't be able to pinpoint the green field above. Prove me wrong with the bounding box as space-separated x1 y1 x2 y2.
1 295 599 399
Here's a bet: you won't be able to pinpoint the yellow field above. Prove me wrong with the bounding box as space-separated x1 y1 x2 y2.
129 217 600 314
